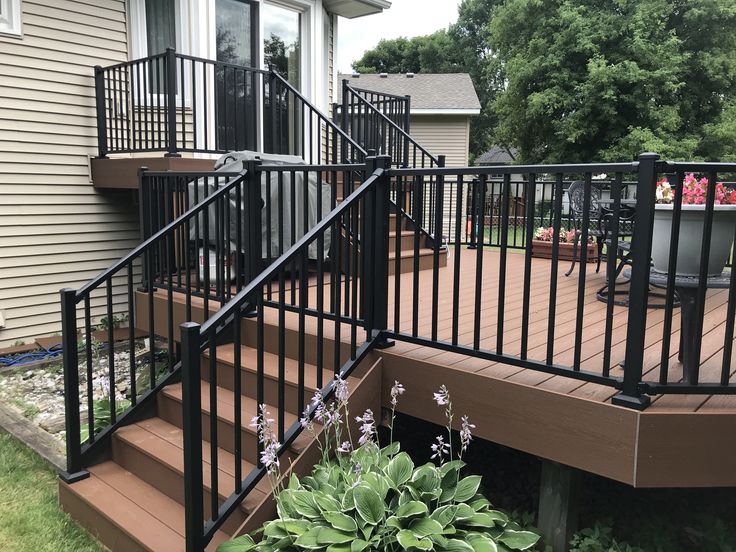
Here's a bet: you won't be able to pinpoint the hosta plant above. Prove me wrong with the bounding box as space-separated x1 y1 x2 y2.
219 381 541 552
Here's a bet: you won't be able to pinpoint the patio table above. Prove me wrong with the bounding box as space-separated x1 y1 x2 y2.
647 270 733 383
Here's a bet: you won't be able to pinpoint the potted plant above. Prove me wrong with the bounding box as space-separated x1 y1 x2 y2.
652 174 736 277
531 226 595 261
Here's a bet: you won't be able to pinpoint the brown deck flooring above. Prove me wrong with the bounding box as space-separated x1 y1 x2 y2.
276 247 736 413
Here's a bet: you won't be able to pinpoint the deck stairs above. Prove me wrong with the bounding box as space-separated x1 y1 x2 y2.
59 298 381 551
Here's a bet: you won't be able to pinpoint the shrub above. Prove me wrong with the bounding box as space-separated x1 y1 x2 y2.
219 381 541 552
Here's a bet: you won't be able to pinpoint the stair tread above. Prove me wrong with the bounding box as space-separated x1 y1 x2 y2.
161 381 315 453
115 419 267 511
63 463 229 551
208 344 356 393
389 247 443 259
388 230 416 237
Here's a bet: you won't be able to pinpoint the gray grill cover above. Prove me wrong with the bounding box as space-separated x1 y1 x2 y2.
189 151 332 260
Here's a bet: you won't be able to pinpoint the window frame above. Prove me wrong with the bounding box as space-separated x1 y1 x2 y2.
0 0 22 39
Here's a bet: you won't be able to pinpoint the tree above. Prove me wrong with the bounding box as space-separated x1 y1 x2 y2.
488 0 736 163
352 0 505 158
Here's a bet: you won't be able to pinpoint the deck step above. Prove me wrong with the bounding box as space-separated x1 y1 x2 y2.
202 344 344 412
388 230 418 253
158 380 315 463
112 418 267 533
389 247 448 275
59 461 229 551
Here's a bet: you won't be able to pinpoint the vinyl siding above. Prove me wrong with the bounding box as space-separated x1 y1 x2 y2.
409 115 473 238
408 114 471 168
0 0 137 346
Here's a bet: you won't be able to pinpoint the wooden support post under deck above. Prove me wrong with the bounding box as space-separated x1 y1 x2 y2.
537 460 581 552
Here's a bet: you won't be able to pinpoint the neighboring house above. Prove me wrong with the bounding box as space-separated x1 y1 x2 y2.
338 72 481 167
0 0 390 348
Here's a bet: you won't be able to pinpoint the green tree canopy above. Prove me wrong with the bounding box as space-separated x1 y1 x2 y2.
352 0 503 159
488 0 736 163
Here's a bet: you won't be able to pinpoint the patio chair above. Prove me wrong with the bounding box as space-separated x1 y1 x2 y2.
564 180 609 277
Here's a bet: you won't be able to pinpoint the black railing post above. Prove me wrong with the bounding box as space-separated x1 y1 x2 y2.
138 167 152 291
403 95 411 134
612 152 659 410
59 288 89 483
94 66 108 158
341 80 350 163
165 48 180 157
243 159 263 288
181 322 204 552
364 155 394 347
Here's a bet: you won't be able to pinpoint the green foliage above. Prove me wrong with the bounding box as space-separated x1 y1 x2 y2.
0 433 102 551
488 0 736 163
569 523 644 552
97 313 128 332
352 0 505 159
221 442 540 551
79 398 131 444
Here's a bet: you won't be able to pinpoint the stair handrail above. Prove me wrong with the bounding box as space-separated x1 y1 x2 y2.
179 156 392 548
60 168 249 482
341 81 440 168
269 70 367 164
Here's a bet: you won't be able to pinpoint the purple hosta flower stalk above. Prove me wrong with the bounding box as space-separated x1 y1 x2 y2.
459 415 475 457
388 380 405 449
250 405 283 492
336 441 352 454
431 435 450 462
355 409 376 446
334 374 349 406
433 385 454 462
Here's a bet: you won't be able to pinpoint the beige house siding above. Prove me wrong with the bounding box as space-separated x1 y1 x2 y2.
408 114 472 239
408 114 471 167
0 0 138 347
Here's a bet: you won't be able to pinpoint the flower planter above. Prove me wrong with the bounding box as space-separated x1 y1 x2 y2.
652 204 736 277
531 239 596 261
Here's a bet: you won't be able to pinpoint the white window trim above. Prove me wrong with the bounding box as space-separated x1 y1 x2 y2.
0 0 22 38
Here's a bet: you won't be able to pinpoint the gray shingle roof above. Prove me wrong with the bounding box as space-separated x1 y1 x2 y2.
338 73 481 111
476 146 519 165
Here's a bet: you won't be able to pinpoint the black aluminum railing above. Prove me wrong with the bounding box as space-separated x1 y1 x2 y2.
339 80 439 169
348 85 411 133
179 157 391 549
59 168 250 483
95 49 365 164
382 154 736 408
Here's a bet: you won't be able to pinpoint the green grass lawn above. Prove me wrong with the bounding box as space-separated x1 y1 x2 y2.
0 433 102 552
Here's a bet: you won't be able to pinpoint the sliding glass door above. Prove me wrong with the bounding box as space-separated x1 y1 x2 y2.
215 0 258 151
263 2 302 155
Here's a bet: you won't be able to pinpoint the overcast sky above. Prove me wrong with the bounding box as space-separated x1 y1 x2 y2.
337 0 462 73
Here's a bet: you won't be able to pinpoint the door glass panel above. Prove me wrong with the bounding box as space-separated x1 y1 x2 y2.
216 0 254 66
263 3 301 89
263 3 302 155
215 0 256 151
146 0 176 55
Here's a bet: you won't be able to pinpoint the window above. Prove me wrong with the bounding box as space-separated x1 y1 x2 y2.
216 0 256 67
0 0 22 38
263 3 302 89
145 0 176 55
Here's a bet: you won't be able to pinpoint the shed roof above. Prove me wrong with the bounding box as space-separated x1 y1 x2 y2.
476 146 519 165
338 73 481 113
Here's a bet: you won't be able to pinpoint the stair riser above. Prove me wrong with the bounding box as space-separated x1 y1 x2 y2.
59 484 152 552
157 391 299 466
388 249 448 275
201 358 313 416
111 435 246 535
388 233 419 253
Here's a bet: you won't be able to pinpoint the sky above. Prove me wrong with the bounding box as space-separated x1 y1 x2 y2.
337 0 462 73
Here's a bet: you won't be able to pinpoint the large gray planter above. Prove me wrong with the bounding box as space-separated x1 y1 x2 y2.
652 204 736 277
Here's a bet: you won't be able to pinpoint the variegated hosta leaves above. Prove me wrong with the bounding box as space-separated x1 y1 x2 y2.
217 442 541 552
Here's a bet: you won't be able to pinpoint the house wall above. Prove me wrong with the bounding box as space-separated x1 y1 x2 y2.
408 114 471 167
0 0 139 347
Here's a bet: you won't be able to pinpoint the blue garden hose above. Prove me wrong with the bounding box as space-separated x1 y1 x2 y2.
0 346 63 367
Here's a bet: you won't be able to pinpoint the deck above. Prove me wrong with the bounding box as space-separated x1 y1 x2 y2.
282 247 736 488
